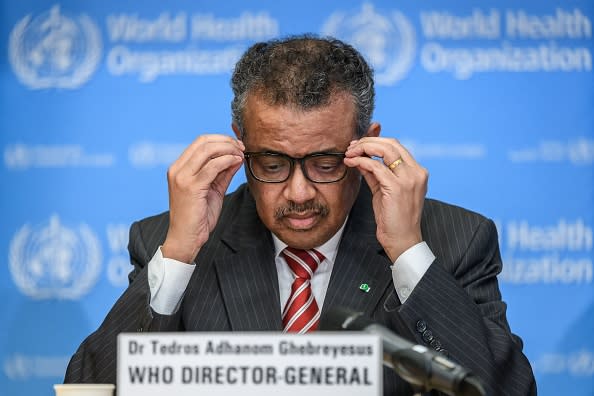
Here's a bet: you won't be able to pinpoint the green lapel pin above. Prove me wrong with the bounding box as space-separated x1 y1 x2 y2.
359 283 370 293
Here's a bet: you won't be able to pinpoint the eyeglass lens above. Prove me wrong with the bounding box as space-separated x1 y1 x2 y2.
249 154 346 182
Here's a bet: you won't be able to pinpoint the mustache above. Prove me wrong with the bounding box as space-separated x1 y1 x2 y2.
274 201 329 220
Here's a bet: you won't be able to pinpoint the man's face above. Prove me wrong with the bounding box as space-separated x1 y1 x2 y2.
236 93 362 249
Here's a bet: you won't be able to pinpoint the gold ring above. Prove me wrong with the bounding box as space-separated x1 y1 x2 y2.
388 158 403 170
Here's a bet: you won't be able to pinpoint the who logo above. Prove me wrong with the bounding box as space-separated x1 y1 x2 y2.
9 215 102 299
322 3 417 86
9 4 102 89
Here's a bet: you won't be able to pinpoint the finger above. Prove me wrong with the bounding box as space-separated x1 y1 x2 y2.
211 159 243 198
347 137 420 168
346 137 401 165
345 155 398 175
390 139 419 167
345 155 412 189
189 141 244 176
357 167 380 195
171 154 243 195
197 155 244 187
175 140 244 179
359 153 428 198
346 142 409 175
173 135 244 172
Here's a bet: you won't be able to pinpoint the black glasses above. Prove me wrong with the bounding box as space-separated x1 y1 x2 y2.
244 151 347 183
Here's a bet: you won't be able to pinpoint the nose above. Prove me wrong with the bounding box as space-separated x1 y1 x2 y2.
283 162 317 204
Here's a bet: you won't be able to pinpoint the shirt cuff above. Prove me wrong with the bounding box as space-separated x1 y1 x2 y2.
391 241 436 304
148 246 196 315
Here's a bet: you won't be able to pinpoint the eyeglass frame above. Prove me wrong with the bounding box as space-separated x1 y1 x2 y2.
243 151 348 184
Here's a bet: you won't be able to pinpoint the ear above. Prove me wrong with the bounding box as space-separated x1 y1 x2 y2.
365 122 381 138
231 123 242 140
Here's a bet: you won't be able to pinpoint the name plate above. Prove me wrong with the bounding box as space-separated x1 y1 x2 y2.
117 332 381 396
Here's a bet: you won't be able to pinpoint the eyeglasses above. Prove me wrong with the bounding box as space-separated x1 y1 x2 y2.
244 151 347 183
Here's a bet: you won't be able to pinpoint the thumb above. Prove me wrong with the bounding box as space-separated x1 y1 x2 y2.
213 157 243 196
359 168 379 193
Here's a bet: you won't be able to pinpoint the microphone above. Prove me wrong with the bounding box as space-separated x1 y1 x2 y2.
320 307 486 396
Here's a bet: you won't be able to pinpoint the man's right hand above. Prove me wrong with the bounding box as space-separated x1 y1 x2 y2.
161 134 244 263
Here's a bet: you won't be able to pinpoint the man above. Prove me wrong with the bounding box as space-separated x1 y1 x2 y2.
65 36 536 395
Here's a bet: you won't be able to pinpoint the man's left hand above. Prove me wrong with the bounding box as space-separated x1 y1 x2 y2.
344 137 428 262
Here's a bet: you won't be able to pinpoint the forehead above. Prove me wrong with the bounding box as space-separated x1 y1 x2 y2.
242 93 357 156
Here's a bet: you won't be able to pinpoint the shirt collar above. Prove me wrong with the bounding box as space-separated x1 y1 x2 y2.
271 216 348 264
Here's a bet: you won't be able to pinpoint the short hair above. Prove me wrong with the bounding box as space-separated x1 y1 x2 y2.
231 35 375 138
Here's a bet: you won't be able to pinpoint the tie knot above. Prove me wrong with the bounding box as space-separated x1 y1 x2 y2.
282 247 324 280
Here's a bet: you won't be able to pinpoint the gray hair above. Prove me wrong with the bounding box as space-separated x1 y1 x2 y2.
231 35 375 138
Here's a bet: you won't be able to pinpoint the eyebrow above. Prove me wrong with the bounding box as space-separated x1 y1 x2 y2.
250 148 345 156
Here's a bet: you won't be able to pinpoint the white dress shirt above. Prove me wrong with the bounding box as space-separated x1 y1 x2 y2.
148 220 435 315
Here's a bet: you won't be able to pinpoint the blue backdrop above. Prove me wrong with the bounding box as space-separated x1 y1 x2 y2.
1 1 593 395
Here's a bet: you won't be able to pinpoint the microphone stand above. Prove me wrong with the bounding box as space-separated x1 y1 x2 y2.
390 348 486 396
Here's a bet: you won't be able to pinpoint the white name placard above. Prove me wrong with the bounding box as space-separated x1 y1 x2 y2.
117 332 382 396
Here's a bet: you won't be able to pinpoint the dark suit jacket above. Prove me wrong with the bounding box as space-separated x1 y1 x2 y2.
65 183 536 395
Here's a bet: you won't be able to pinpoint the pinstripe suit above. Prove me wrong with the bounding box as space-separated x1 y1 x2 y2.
65 183 536 395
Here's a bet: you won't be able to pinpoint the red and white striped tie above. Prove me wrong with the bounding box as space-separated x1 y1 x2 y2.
281 247 324 333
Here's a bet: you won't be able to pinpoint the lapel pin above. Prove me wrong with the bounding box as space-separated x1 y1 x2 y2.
359 283 371 293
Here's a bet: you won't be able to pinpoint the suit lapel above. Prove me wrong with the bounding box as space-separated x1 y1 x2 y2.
215 188 282 331
322 184 395 317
